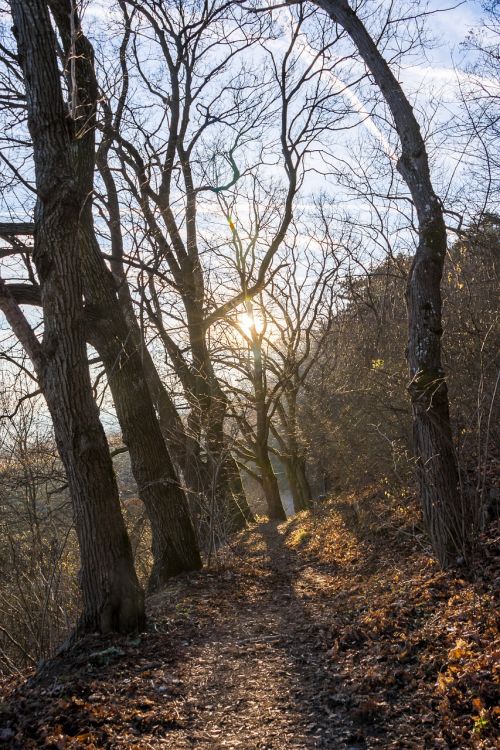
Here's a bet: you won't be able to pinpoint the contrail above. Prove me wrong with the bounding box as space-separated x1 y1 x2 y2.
271 4 399 161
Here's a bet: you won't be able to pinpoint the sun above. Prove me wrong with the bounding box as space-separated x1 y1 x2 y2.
238 311 264 337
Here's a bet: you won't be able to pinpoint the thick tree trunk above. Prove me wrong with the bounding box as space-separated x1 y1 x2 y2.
224 449 256 524
80 223 202 590
138 346 191 475
9 0 144 632
47 0 202 589
314 0 464 566
89 311 202 591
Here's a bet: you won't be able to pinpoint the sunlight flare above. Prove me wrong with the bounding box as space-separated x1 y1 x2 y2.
238 311 265 336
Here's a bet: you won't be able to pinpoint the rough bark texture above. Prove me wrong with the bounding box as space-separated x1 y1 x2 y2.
9 0 145 633
314 0 464 566
260 457 287 521
90 307 202 590
46 0 202 590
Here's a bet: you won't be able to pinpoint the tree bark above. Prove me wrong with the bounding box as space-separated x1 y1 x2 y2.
281 390 312 513
313 0 464 566
152 292 254 532
205 380 256 529
46 0 202 590
9 0 145 633
88 307 202 591
103 8 253 534
224 449 256 525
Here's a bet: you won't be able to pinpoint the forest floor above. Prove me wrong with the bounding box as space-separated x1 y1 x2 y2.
0 488 498 749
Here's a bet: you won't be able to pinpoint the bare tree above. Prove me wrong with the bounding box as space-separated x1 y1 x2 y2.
265 229 341 512
1 0 145 633
50 0 202 589
100 0 268 531
205 3 360 518
232 296 288 520
312 0 467 566
1 0 202 591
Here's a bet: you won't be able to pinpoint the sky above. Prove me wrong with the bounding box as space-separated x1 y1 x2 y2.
0 0 496 433
399 1 486 89
0 0 490 223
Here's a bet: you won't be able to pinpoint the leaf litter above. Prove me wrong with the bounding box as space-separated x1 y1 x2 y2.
0 488 498 749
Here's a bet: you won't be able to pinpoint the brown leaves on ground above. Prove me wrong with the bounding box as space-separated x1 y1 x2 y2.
0 487 498 749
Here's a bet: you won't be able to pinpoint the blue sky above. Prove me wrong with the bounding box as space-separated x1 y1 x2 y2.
0 0 496 433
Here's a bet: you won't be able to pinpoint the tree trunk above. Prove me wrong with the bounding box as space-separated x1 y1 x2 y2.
259 455 287 521
250 332 286 521
282 390 312 513
205 385 255 530
224 449 256 525
90 310 202 591
95 108 193 484
47 0 202 590
80 222 202 591
285 457 312 513
138 345 190 476
314 0 464 566
185 302 254 530
9 0 145 632
146 285 252 533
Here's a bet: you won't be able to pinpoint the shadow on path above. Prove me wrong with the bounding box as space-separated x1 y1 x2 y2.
1 518 426 749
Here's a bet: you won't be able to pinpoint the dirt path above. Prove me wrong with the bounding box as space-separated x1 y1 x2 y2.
164 521 365 749
1 522 369 749
1 515 498 749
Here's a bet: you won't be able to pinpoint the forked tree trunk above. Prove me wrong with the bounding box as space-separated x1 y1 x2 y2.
46 0 202 589
9 0 145 632
314 0 465 566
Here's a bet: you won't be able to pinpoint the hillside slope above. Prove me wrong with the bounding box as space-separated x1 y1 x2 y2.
1 490 498 749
